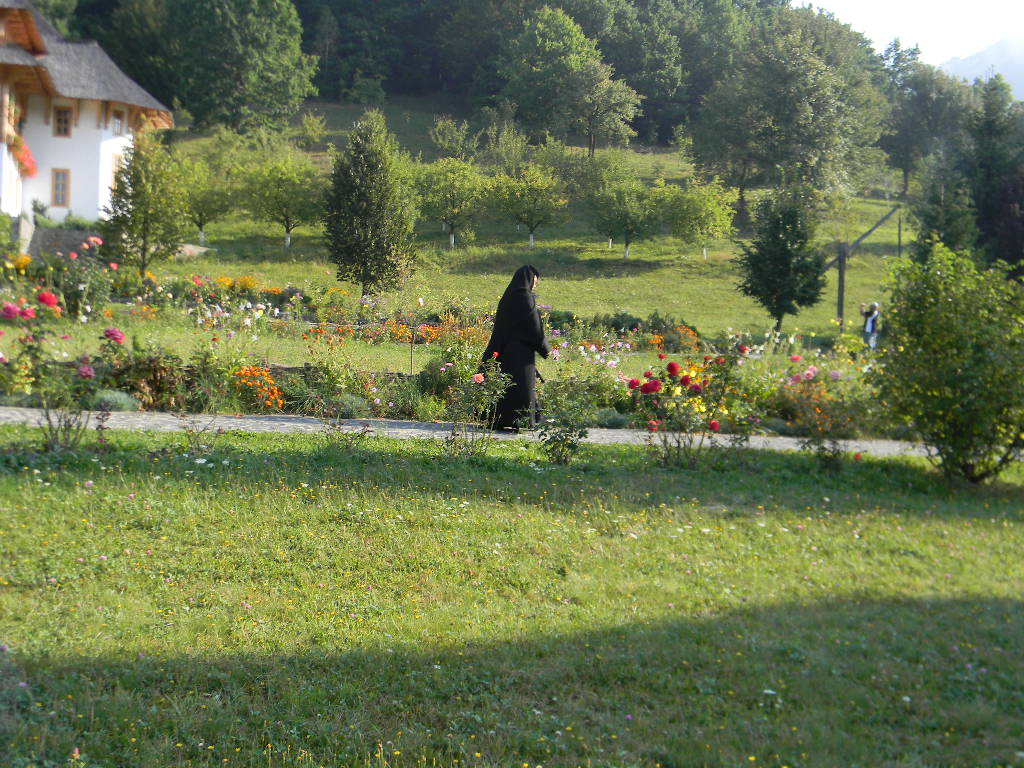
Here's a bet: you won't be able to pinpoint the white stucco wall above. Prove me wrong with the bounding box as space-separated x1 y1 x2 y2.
0 145 22 218
20 96 133 222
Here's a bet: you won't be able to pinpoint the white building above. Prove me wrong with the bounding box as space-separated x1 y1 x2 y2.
0 0 171 224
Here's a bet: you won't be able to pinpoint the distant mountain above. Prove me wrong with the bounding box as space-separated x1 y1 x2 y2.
941 38 1024 98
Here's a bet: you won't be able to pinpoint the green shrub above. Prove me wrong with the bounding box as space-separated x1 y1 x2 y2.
82 389 141 412
538 376 592 464
877 245 1024 482
593 407 631 429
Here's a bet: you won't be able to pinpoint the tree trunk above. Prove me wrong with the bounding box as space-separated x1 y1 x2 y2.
529 232 535 249
198 229 206 246
449 231 456 249
774 315 783 333
702 245 707 261
284 232 292 248
901 167 910 197
624 242 631 259
588 130 596 158
608 238 613 249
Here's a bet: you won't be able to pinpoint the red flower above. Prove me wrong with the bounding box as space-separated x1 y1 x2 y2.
680 374 690 386
69 252 78 260
627 378 641 390
1 302 19 319
666 361 680 377
658 353 666 359
703 355 711 361
738 344 749 355
19 307 36 319
708 420 720 432
643 370 653 378
789 354 802 362
109 262 118 271
37 291 59 308
491 351 499 359
715 356 725 365
689 383 702 394
854 452 862 462
640 379 662 394
77 364 95 379
647 419 660 432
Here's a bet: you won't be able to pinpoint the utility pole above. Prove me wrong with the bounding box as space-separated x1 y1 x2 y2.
825 205 900 330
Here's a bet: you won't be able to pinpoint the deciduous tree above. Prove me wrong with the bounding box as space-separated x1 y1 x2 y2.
101 131 188 279
491 165 568 248
418 158 488 249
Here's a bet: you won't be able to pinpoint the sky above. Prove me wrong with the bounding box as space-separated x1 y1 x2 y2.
792 0 1024 65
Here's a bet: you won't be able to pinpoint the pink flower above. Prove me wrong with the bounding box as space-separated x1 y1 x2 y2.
829 370 842 381
689 383 702 394
69 252 78 260
1 302 18 319
19 307 36 319
789 354 802 362
109 262 118 270
103 327 125 345
88 236 103 246
77 364 95 379
647 419 660 432
709 420 720 432
790 374 803 385
804 365 818 380
472 373 485 383
627 378 641 390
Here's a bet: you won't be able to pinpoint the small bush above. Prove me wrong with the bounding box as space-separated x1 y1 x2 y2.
877 245 1024 482
82 389 141 412
593 407 631 429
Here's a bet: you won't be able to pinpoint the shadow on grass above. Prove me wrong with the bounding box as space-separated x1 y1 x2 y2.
3 429 1022 522
2 596 1021 766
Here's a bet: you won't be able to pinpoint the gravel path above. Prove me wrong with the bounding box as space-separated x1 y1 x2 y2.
0 406 929 458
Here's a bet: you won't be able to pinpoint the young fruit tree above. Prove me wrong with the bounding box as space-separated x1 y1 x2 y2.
661 177 738 259
324 110 417 296
101 131 189 279
490 165 568 248
418 158 488 249
735 191 827 332
176 155 235 246
586 179 662 258
243 150 325 248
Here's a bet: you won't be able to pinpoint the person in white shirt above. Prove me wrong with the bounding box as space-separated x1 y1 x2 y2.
860 302 880 350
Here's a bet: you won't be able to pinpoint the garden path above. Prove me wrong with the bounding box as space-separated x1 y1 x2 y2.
0 406 929 458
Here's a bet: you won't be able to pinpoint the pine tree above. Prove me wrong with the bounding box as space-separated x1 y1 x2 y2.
324 111 417 296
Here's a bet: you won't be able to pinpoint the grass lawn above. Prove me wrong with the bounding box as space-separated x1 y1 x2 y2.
1 427 1021 767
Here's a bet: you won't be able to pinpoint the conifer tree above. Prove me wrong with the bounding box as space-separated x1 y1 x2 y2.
325 111 417 296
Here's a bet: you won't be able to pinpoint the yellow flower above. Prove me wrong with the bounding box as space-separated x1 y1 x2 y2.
671 386 682 397
215 276 234 290
13 253 31 273
235 275 258 291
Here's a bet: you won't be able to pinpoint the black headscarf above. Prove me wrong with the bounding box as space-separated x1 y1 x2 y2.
485 265 548 359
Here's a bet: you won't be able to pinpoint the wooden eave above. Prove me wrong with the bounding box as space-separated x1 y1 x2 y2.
5 61 52 95
1 10 47 56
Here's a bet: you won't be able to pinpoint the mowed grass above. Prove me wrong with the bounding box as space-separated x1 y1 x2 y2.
1 427 1022 766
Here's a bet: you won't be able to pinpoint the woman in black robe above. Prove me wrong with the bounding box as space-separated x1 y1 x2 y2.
483 265 550 430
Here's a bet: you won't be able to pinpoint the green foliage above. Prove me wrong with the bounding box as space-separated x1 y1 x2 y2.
101 131 189 278
570 58 643 157
585 178 662 257
325 110 417 296
429 115 481 160
498 6 602 137
342 71 387 107
81 388 142 412
418 157 488 248
908 153 978 260
878 245 1024 482
537 375 591 464
489 165 568 247
736 191 828 332
170 0 317 132
176 155 236 244
661 177 738 255
241 149 325 246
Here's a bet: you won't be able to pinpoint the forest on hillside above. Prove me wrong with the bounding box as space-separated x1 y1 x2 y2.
33 0 1024 267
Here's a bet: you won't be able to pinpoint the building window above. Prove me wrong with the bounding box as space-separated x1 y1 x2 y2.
52 169 70 207
111 154 125 190
54 107 72 137
112 110 125 135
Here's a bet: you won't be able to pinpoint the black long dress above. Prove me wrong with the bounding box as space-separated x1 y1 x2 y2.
483 265 550 429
